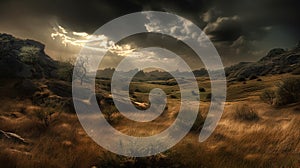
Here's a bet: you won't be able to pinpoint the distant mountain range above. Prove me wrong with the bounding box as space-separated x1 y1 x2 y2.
1 33 299 81
96 44 300 81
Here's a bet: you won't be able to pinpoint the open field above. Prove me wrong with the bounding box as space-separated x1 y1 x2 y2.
0 74 300 167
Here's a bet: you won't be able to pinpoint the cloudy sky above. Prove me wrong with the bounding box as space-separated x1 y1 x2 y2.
0 0 299 67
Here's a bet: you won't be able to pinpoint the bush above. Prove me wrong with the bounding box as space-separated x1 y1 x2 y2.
234 104 259 121
275 78 300 105
199 87 206 92
33 97 64 126
260 89 276 105
34 107 55 127
18 46 40 64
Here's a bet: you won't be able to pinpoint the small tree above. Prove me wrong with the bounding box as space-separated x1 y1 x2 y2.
74 56 89 85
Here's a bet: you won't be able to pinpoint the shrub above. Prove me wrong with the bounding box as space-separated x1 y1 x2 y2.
199 87 206 92
234 104 259 121
34 107 55 127
34 98 64 126
19 46 40 64
275 78 300 105
260 89 276 105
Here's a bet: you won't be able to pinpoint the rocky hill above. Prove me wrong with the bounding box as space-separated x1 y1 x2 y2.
225 44 300 80
0 33 75 112
225 45 300 79
0 33 57 78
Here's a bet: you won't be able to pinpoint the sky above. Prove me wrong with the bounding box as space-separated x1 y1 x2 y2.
0 0 299 68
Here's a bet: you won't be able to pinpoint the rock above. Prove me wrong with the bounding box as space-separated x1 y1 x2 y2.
266 48 285 57
0 130 29 145
0 33 57 79
32 91 75 113
3 148 31 157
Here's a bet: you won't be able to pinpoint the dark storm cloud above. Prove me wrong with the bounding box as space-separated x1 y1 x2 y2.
199 0 300 64
0 0 209 32
0 0 299 65
202 0 300 41
203 15 242 42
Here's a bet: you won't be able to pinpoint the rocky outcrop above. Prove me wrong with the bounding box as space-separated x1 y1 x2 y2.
226 45 300 80
32 80 75 113
0 33 57 78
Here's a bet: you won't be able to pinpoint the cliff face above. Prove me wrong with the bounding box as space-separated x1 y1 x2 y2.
0 33 57 78
225 45 300 79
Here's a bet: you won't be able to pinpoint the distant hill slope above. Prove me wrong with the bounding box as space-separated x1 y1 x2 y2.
225 45 300 80
0 33 57 78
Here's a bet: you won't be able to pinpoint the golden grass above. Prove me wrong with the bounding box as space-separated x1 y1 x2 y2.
0 74 299 167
